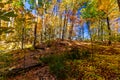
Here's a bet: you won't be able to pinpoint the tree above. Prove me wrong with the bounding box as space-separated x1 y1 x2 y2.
117 0 120 11
0 1 17 35
97 0 118 45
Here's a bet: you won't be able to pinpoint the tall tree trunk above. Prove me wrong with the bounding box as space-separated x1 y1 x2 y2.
101 20 103 42
40 31 43 43
42 3 46 41
106 17 111 45
21 9 25 49
33 0 38 48
0 19 1 40
62 13 67 40
21 23 24 49
58 2 62 39
68 21 74 40
65 17 68 39
68 12 75 40
59 13 62 39
98 20 100 41
33 23 37 48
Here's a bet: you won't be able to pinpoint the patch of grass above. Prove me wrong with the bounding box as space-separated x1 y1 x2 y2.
0 52 14 79
64 47 90 60
0 53 13 68
39 45 120 80
39 48 90 80
40 54 68 79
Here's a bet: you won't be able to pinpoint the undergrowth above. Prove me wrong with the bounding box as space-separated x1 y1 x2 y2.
0 53 13 80
39 46 120 80
39 47 90 80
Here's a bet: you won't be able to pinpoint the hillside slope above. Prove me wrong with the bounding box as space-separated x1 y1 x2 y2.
0 40 120 80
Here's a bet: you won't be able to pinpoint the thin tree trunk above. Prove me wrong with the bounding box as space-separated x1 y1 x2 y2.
106 17 111 45
68 8 76 40
21 23 24 49
62 13 66 40
68 21 74 40
65 16 68 39
0 19 1 40
33 23 37 48
21 9 24 49
98 20 100 41
42 3 46 41
33 0 38 48
59 14 62 39
40 31 43 43
101 20 103 42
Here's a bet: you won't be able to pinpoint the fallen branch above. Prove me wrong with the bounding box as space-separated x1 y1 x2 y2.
1 63 44 78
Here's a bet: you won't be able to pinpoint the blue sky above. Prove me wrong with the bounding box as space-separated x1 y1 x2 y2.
25 2 30 9
24 1 89 39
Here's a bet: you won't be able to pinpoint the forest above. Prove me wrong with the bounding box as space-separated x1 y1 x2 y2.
0 0 120 80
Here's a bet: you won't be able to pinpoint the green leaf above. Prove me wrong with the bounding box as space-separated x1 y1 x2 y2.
0 16 10 21
0 11 5 16
3 11 17 17
5 0 13 4
0 27 14 35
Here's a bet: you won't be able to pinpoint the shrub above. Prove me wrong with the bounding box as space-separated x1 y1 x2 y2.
40 54 68 80
64 47 90 60
0 53 13 68
39 48 90 80
49 56 68 80
0 53 13 79
65 47 80 60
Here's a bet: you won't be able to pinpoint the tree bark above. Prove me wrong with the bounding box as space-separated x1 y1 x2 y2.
4 63 42 78
117 0 120 11
33 23 37 48
21 25 24 49
68 9 76 40
59 13 62 39
106 17 111 45
62 13 67 40
68 21 74 40
101 20 103 42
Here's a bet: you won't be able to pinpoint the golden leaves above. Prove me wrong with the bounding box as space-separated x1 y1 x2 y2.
98 0 117 14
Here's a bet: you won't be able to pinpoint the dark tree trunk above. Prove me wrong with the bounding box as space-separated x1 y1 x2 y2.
117 0 120 11
98 20 100 41
59 14 62 39
33 23 37 48
106 17 111 45
21 24 24 49
0 19 1 40
40 31 43 43
44 26 46 40
101 21 103 42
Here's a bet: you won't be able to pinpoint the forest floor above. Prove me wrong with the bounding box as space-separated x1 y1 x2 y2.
0 39 120 80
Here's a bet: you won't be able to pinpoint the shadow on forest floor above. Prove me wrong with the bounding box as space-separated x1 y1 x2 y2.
0 39 120 80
